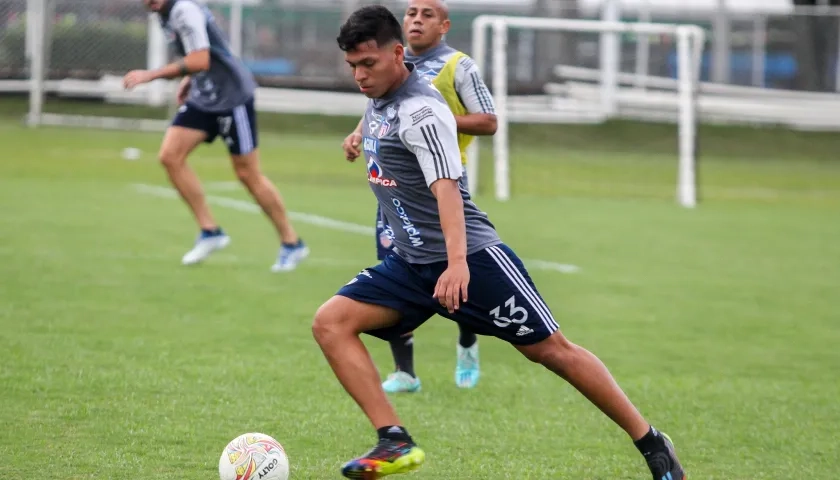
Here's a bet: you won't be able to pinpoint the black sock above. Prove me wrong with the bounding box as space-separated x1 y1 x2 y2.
458 324 477 348
377 425 414 444
201 227 222 236
389 334 415 377
633 425 666 455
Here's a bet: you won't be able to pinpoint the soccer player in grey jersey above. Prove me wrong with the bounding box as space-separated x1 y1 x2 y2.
314 5 687 480
123 0 308 271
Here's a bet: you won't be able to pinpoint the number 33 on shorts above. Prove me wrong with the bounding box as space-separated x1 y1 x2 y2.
489 295 528 328
450 244 559 345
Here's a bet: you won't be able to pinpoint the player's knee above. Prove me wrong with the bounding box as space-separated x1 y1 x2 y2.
518 331 576 366
312 302 347 345
158 148 185 170
232 162 259 186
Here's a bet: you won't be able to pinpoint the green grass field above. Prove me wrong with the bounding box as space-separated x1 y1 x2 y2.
1 97 839 479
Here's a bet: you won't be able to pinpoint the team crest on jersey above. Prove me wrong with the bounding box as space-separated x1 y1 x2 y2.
386 105 397 119
367 157 397 187
377 120 391 138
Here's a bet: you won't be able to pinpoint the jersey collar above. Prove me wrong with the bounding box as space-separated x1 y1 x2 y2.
373 62 420 108
406 41 449 63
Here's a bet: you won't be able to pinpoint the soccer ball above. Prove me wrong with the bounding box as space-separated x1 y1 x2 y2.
218 432 290 480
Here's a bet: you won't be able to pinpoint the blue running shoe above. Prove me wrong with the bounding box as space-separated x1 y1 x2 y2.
181 229 230 265
455 343 480 388
271 240 309 272
382 372 421 393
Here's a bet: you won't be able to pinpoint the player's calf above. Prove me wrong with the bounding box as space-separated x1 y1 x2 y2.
232 152 308 270
311 296 404 429
516 331 651 438
158 127 218 232
516 331 685 478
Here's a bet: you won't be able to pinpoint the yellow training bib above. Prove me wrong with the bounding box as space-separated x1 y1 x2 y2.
431 51 472 166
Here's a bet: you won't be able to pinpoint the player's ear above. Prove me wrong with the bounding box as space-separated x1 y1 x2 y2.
394 43 405 64
440 18 451 35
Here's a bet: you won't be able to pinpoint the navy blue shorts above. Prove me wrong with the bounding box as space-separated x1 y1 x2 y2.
172 98 258 155
338 244 559 345
375 171 469 261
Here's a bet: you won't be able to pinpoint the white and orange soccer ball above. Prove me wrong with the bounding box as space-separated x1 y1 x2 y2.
218 433 290 480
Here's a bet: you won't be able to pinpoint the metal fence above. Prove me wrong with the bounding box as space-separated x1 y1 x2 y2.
3 0 840 95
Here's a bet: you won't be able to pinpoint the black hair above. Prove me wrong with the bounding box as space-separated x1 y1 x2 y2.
336 5 404 52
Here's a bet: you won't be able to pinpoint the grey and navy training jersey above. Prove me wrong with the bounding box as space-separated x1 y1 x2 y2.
362 65 501 264
158 0 257 112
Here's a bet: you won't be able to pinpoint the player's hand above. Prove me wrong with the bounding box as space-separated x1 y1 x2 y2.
433 260 470 313
342 132 363 162
123 70 153 90
176 77 191 105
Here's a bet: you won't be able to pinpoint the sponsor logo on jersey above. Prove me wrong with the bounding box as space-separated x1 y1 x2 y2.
367 157 398 187
368 112 384 132
392 198 423 247
363 136 379 154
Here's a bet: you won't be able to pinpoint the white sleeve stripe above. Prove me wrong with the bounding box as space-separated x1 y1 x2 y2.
432 124 452 177
469 72 494 114
419 125 441 178
420 124 451 178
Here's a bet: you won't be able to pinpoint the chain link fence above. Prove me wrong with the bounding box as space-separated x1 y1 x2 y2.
3 0 840 95
0 0 28 79
0 0 149 81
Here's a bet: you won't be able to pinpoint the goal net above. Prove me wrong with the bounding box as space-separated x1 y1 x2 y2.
466 15 705 208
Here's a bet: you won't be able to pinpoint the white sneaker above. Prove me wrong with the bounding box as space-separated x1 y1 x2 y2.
181 231 231 265
270 241 309 272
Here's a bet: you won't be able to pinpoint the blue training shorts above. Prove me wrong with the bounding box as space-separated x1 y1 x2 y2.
338 244 559 346
172 98 258 155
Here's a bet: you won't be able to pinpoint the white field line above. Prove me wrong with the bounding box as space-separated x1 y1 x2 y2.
203 181 242 191
132 183 580 273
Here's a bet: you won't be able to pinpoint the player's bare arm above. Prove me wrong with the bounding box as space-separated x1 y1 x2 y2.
454 113 497 136
123 49 209 89
342 117 365 161
176 76 191 105
125 0 211 90
430 178 469 313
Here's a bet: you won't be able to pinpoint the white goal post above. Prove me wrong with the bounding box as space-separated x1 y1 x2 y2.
467 15 705 208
